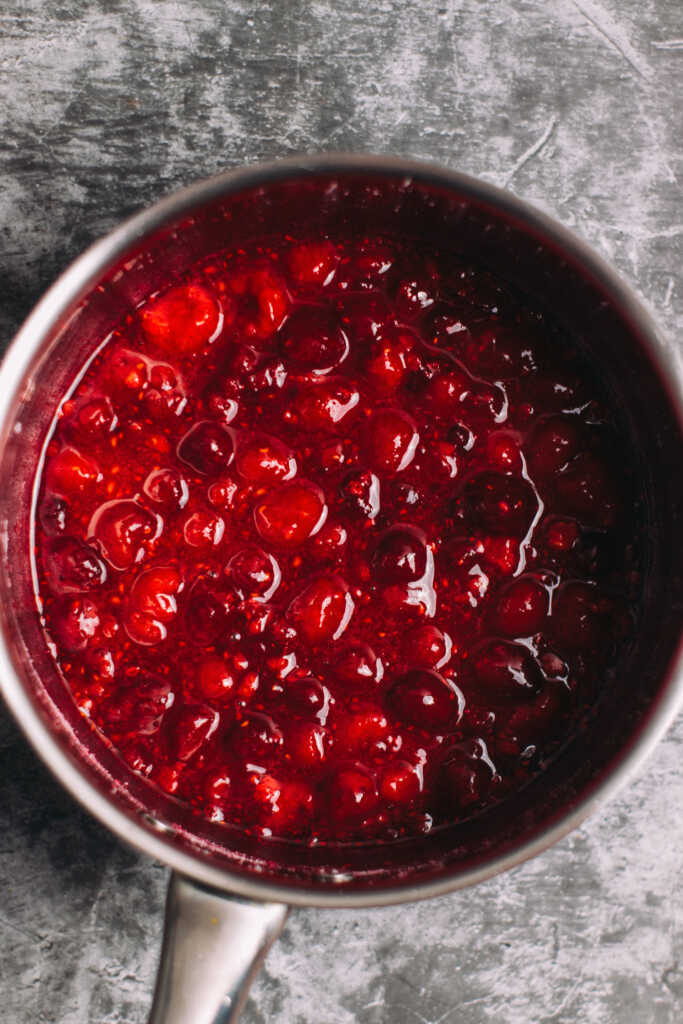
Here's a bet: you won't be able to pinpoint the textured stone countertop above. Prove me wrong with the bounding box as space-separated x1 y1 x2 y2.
1 2 682 1022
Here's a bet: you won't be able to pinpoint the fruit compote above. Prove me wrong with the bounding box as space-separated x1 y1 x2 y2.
32 230 641 843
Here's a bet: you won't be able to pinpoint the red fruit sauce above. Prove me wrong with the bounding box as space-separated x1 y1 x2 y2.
32 231 641 843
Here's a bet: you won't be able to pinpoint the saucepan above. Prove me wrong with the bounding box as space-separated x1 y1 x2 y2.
1 156 682 1024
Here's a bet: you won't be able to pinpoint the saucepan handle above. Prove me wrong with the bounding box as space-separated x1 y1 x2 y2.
147 872 289 1024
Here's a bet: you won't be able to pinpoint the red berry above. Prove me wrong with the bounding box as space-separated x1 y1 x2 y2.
470 323 536 378
103 349 149 396
394 273 437 320
440 739 496 810
327 763 378 821
224 266 289 341
550 581 603 651
493 577 549 636
51 596 101 652
334 643 383 688
288 240 338 287
341 469 381 520
230 711 284 763
280 675 329 718
72 396 118 439
286 721 331 767
183 510 225 549
43 537 107 594
89 500 162 570
143 467 190 510
235 433 297 484
228 546 280 600
388 669 464 731
528 416 581 476
197 655 239 702
337 706 389 753
177 421 235 476
184 577 236 646
364 327 418 393
455 471 537 536
336 290 394 341
372 526 428 584
247 772 314 832
141 283 221 354
487 431 523 473
366 408 419 474
470 640 541 700
102 675 174 738
554 454 616 527
296 379 360 431
173 704 220 761
288 574 354 645
48 446 102 496
130 565 182 621
409 625 452 669
379 760 422 804
253 481 327 546
279 304 349 374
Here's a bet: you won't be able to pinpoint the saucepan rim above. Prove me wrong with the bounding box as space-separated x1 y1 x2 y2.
1 153 682 908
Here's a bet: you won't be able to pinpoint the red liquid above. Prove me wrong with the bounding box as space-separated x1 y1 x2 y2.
33 232 640 842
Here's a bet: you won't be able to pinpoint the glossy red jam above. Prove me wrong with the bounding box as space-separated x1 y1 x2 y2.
33 231 640 843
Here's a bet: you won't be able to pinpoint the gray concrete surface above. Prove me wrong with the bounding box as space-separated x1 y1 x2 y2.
1 1 682 1021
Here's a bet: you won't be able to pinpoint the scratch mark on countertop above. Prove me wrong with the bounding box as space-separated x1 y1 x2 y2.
501 116 558 188
572 0 652 78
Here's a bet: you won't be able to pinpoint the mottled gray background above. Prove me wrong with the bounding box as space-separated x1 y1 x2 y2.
1 1 682 1022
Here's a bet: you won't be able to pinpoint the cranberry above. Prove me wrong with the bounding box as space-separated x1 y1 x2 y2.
224 550 276 604
39 494 69 535
327 763 378 821
372 526 428 584
409 625 452 669
455 471 537 536
296 379 360 432
177 421 235 476
379 760 422 804
364 327 417 393
247 773 314 831
279 304 349 374
279 675 328 718
341 469 381 520
470 323 536 378
230 711 284 763
339 240 395 289
102 676 174 737
366 409 419 474
288 574 354 645
493 578 549 636
72 396 118 439
554 454 616 527
394 272 437 320
286 721 331 767
43 537 107 594
288 240 338 287
528 416 582 476
500 684 569 751
334 643 383 688
129 565 181 621
235 433 297 484
103 349 148 396
173 704 221 761
338 706 390 753
89 500 161 570
543 517 580 553
48 446 102 496
184 577 236 646
486 432 522 473
224 266 289 341
336 290 394 341
388 669 464 731
440 739 496 809
253 480 327 546
183 510 225 549
143 467 190 510
470 640 542 700
51 596 101 652
141 283 221 354
197 655 240 702
550 581 604 651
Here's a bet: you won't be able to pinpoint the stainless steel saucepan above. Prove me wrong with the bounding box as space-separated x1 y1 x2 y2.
1 156 682 1024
